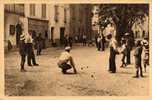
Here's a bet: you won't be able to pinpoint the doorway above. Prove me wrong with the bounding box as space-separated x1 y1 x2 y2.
60 27 65 45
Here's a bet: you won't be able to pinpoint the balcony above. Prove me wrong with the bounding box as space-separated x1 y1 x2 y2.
4 4 25 16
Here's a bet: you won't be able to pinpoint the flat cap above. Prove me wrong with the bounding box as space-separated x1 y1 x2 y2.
65 46 71 51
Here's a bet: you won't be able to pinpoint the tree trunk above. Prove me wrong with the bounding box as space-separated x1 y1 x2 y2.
115 20 135 46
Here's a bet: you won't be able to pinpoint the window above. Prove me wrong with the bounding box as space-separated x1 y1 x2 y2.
30 4 35 16
54 5 59 22
5 4 24 15
42 4 46 18
9 25 15 35
64 8 67 23
15 4 24 14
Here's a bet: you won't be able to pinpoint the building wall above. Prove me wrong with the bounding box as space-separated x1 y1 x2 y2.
69 4 92 40
131 15 149 39
4 13 20 46
5 4 91 48
48 4 70 44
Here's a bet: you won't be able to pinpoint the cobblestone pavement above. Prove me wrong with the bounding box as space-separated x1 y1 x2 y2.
5 45 149 96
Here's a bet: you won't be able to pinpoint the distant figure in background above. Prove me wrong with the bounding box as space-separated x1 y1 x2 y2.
57 46 77 74
133 40 143 78
97 35 101 51
68 35 73 48
120 38 127 68
125 33 132 65
95 33 98 49
36 33 43 55
75 35 78 43
19 33 27 72
64 35 68 47
142 37 149 72
25 32 39 66
107 34 119 73
82 34 87 46
101 33 106 51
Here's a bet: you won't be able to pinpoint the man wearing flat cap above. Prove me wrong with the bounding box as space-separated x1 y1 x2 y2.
19 33 27 72
57 46 77 74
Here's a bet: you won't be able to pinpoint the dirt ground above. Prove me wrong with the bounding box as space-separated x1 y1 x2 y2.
5 45 149 96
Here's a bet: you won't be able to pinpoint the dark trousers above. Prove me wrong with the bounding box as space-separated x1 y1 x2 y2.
97 42 101 51
37 44 42 55
95 40 98 48
101 41 105 51
26 43 37 65
20 55 26 70
126 50 131 64
58 63 72 73
136 65 143 77
109 56 116 73
121 54 126 67
69 42 72 47
83 39 86 46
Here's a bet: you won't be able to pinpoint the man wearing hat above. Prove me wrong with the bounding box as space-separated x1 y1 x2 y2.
19 33 27 72
57 46 77 74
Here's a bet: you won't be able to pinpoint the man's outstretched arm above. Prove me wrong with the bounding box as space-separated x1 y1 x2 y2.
70 57 77 74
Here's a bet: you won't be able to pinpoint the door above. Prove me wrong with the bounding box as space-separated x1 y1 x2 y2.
51 27 54 43
60 27 65 45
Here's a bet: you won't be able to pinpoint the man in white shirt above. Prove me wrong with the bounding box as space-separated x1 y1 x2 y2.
57 46 77 74
25 32 39 66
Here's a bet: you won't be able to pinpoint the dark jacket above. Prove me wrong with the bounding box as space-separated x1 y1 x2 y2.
19 40 27 56
134 46 142 66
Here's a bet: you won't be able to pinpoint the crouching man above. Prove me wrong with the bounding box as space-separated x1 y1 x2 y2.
57 46 77 74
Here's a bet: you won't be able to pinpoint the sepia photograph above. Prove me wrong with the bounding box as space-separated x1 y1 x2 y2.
4 3 149 96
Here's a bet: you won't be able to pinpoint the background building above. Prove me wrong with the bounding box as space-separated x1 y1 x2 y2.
4 4 25 48
4 4 70 50
131 14 149 40
69 4 92 41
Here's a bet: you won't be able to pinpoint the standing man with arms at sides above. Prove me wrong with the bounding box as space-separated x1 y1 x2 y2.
107 34 119 73
133 40 143 78
25 31 39 66
36 33 43 55
57 46 77 74
82 34 87 46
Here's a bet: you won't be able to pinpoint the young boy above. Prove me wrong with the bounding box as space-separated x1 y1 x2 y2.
133 40 143 78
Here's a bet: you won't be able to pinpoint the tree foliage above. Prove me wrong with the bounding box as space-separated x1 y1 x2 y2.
98 4 149 41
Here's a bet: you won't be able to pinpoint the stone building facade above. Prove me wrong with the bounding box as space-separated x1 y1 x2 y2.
4 4 71 49
69 4 92 40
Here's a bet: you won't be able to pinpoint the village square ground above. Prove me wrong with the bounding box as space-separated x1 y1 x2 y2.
5 45 149 96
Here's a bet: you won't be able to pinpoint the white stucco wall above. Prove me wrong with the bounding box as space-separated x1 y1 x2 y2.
132 15 149 39
48 4 70 40
4 13 20 46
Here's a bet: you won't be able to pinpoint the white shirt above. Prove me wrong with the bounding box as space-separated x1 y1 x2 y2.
97 37 101 42
25 34 33 43
121 44 126 52
59 51 71 63
109 38 117 50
